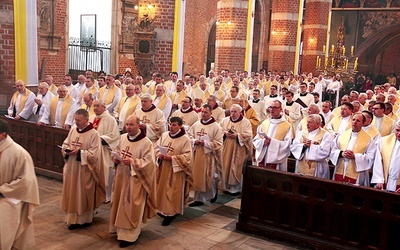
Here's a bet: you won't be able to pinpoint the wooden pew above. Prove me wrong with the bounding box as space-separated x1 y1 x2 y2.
1 116 68 180
237 165 400 250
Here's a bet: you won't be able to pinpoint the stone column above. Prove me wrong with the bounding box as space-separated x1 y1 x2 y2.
268 0 300 72
301 0 331 75
215 0 248 73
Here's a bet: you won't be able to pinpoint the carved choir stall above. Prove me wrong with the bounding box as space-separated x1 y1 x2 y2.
1 117 67 180
237 165 400 249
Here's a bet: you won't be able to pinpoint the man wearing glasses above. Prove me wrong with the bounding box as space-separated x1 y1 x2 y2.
371 102 395 137
253 100 293 171
263 85 282 114
170 96 199 132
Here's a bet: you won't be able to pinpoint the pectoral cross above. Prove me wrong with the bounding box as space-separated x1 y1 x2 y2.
141 115 150 123
121 146 133 159
196 128 207 137
165 142 174 153
71 137 82 148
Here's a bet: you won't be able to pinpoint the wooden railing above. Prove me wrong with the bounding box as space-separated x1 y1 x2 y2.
237 165 400 250
1 117 68 180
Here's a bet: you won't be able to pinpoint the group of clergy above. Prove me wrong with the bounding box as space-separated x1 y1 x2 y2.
6 69 400 248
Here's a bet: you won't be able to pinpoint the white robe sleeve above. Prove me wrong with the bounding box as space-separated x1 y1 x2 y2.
65 101 80 126
354 139 375 172
162 99 172 121
39 104 51 124
329 136 341 166
19 92 36 119
253 132 267 163
307 132 333 161
290 132 305 160
267 129 292 163
106 88 122 114
371 139 384 184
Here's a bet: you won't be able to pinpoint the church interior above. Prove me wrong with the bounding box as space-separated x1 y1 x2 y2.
1 0 400 249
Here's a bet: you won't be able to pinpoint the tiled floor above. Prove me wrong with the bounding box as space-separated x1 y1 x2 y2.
32 176 304 249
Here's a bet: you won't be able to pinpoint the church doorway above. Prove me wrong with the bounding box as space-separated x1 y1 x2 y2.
252 0 261 72
206 23 216 76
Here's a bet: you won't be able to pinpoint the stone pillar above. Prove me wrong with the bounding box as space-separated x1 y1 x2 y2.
215 0 248 73
301 0 331 75
268 0 299 72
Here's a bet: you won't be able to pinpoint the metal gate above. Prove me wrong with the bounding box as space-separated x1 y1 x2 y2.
68 37 111 73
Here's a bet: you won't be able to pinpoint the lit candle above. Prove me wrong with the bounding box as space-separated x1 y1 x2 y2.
342 46 346 55
331 45 335 54
351 46 354 55
316 56 320 67
331 58 334 67
354 57 358 71
318 58 321 69
322 45 326 53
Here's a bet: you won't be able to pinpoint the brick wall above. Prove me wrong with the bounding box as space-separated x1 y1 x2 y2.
0 0 16 110
377 44 400 77
38 0 68 85
215 0 248 73
117 55 137 76
152 0 175 77
183 0 218 76
268 0 299 72
301 0 330 74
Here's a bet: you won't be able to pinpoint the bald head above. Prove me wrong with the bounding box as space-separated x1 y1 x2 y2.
57 85 68 98
125 115 141 136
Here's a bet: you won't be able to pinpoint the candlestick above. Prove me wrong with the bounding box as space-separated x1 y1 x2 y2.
322 45 326 53
331 45 335 54
351 46 354 56
318 58 321 69
331 58 334 67
342 46 346 55
316 56 320 67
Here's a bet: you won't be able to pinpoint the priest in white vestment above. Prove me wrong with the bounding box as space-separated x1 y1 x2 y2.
154 84 173 122
113 84 141 131
7 80 36 121
253 100 293 171
330 113 375 186
32 82 55 122
290 114 332 179
371 121 400 192
38 85 79 129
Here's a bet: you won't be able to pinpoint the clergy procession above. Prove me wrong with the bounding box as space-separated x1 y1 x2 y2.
4 68 400 249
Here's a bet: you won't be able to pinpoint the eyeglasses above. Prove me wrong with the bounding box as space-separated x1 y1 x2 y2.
268 106 281 110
